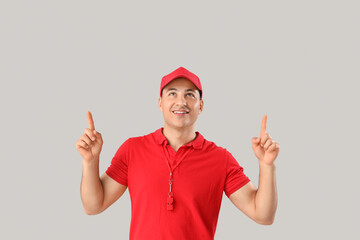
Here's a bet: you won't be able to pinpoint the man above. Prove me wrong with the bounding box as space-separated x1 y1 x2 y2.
76 66 280 240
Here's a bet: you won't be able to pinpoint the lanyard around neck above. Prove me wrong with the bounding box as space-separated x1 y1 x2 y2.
161 144 194 211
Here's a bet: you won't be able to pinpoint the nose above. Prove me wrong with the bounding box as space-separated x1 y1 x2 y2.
175 94 187 106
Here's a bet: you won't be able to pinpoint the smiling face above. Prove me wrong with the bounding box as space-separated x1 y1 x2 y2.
158 77 204 130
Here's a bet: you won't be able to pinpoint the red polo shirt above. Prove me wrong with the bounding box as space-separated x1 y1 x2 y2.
105 128 250 240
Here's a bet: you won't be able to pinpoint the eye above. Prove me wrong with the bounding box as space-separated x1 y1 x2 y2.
168 92 175 96
187 93 195 97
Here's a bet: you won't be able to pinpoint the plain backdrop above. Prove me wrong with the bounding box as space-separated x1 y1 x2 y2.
1 0 359 239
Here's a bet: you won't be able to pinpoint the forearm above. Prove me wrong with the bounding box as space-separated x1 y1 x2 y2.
254 162 277 224
80 158 104 214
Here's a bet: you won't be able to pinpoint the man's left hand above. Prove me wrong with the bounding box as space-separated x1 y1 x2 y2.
252 115 280 165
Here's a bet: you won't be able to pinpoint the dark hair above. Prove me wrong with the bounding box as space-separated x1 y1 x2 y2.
161 89 202 99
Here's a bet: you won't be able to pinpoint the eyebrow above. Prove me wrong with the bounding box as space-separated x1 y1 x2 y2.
166 88 196 93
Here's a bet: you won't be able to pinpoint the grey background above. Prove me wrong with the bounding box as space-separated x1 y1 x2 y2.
1 0 359 239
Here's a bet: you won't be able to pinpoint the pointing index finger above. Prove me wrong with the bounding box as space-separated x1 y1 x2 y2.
87 111 95 130
260 114 267 137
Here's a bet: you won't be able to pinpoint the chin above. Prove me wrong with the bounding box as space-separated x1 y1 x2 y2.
168 122 195 130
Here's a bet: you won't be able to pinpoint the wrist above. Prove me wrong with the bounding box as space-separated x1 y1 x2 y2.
83 157 99 167
259 161 276 169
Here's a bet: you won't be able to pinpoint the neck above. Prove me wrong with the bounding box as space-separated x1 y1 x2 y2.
162 124 197 152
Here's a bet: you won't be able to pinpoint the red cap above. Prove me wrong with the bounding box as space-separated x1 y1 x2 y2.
160 67 202 99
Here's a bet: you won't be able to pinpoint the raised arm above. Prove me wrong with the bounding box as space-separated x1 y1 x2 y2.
229 115 279 225
76 111 127 215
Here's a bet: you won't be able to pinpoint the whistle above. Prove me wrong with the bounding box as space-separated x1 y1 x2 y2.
167 196 174 210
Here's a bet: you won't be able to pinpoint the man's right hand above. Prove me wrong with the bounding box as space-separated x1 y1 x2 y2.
76 111 103 162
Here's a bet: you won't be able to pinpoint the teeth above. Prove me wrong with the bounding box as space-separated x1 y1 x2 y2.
174 111 187 114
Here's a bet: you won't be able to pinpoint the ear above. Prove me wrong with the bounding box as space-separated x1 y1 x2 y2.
199 99 204 114
158 97 163 112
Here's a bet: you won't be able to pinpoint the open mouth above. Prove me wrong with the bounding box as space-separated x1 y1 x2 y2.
172 110 189 116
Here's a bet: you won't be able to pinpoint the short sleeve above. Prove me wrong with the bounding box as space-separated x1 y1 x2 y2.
224 149 250 198
105 138 131 186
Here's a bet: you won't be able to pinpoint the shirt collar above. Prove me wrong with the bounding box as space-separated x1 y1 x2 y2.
154 127 204 150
